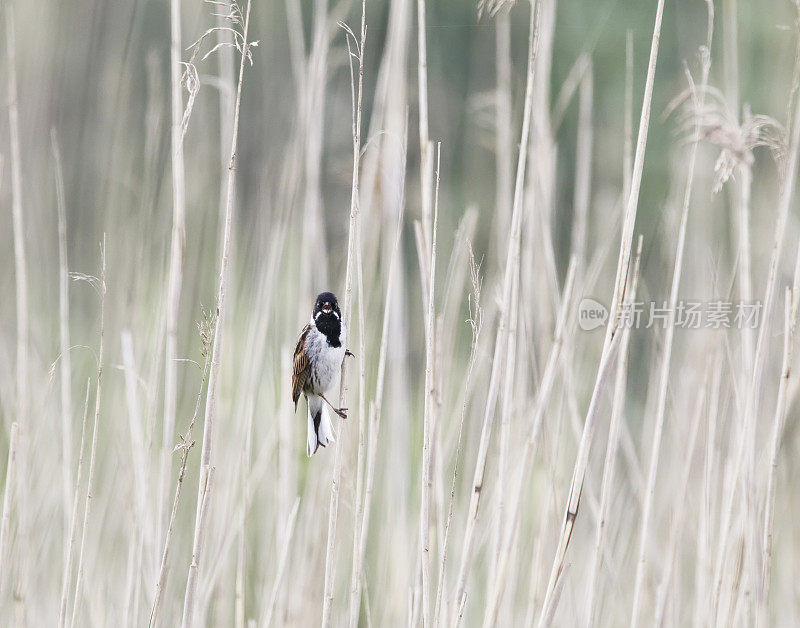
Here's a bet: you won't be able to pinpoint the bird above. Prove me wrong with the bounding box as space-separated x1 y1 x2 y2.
292 292 352 457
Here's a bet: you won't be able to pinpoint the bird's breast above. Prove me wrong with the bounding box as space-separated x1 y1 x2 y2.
306 326 346 393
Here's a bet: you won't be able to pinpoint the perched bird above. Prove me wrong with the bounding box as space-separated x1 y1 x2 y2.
292 292 351 457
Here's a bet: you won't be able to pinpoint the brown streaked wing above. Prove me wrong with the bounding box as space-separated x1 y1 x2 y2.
292 324 311 408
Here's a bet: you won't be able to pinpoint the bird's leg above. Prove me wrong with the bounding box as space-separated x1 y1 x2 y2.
345 349 355 358
320 393 347 419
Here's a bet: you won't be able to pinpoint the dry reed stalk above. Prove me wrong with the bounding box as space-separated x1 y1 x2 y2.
414 222 431 314
234 417 253 628
540 563 570 627
759 284 798 621
122 537 141 627
219 179 294 623
653 377 708 626
419 144 441 628
724 0 757 601
181 466 215 627
437 213 479 381
604 0 665 344
623 30 633 202
321 2 366 624
120 331 148 621
70 236 107 628
345 9 373 623
5 4 28 434
489 11 515 582
215 16 235 233
490 23 522 567
736 166 754 370
356 0 410 287
58 381 90 628
493 10 513 260
348 132 407 628
492 259 517 587
584 237 643 627
452 3 538 617
195 434 277 607
5 13 28 609
416 0 433 248
723 0 740 117
712 27 800 620
51 131 73 531
433 230 463 614
630 6 713 623
529 0 559 333
263 498 301 627
0 422 19 600
538 0 666 620
181 1 254 624
550 1 614 133
692 347 724 627
299 0 332 295
570 61 593 269
434 247 482 628
276 362 294 625
577 208 647 509
551 53 589 134
158 0 189 558
233 347 262 626
481 258 578 628
150 328 212 628
433 319 449 614
347 142 369 628
283 0 306 89
383 135 414 623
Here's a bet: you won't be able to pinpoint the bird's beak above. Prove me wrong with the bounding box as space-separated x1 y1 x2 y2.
322 303 333 313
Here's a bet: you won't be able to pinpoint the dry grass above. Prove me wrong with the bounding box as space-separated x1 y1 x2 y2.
2 0 800 626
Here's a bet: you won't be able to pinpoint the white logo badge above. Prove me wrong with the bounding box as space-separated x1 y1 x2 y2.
578 298 608 331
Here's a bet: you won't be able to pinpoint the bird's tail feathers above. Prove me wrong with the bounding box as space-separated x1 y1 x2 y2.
307 401 336 457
